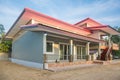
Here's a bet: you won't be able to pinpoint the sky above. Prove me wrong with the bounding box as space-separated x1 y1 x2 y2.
0 0 120 32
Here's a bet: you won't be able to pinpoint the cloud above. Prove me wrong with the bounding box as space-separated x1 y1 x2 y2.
56 0 120 26
96 16 120 26
0 0 120 32
29 0 120 27
0 5 20 16
0 4 21 32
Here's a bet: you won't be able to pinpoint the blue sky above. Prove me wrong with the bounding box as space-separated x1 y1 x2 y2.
0 0 120 32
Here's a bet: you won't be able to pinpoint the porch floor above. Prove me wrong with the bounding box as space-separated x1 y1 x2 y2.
48 63 97 72
47 60 120 72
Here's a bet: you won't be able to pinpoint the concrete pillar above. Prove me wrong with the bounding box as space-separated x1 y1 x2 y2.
86 42 90 61
98 43 101 60
107 35 112 60
43 33 47 54
69 40 73 62
43 33 48 69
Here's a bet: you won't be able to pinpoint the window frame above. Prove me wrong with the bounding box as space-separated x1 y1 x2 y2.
46 41 54 54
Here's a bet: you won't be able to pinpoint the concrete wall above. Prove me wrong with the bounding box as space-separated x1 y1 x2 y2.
0 53 9 60
12 31 44 64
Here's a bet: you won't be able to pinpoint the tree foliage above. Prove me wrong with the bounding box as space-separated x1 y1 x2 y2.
111 26 120 57
111 26 120 44
0 24 12 53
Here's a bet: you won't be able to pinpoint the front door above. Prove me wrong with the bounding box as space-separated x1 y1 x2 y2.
77 46 86 60
60 44 70 60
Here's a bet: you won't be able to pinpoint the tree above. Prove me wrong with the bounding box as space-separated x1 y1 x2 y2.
111 26 120 47
0 24 12 53
0 24 5 43
0 24 5 34
111 26 120 58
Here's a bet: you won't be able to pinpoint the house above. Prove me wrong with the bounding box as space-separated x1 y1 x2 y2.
6 8 120 69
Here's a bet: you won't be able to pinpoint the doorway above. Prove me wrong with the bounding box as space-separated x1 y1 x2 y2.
59 44 70 60
77 46 86 60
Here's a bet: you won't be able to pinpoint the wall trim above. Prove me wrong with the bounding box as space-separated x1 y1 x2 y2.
11 58 43 69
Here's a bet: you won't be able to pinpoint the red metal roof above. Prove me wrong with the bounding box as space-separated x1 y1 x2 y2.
25 8 91 33
74 18 103 26
6 8 120 40
6 8 91 38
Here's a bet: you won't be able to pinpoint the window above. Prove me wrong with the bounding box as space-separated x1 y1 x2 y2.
46 41 53 53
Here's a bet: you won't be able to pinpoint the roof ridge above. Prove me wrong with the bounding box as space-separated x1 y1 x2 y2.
74 17 103 26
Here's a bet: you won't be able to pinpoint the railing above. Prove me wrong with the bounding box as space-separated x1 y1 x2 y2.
112 43 119 50
100 41 119 50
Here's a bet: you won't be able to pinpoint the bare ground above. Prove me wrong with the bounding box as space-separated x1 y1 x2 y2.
0 61 120 80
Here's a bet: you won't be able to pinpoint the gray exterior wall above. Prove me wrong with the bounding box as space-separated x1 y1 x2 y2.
12 31 44 63
46 36 87 62
46 36 69 62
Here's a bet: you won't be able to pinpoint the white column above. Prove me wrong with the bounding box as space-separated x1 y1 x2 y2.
43 33 47 54
86 42 90 61
43 33 48 69
70 40 73 55
73 45 77 61
86 42 90 55
69 40 73 62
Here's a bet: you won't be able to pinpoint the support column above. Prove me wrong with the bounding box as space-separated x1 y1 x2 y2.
69 40 73 62
106 35 112 60
73 45 76 61
98 43 101 60
43 33 48 69
86 42 90 61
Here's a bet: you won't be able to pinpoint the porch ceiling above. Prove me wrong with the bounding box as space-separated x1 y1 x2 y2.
21 23 105 43
47 33 89 44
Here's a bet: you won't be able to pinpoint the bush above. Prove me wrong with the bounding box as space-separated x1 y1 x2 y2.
0 40 12 53
112 50 120 58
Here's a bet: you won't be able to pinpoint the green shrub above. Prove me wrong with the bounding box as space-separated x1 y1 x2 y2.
112 50 120 57
0 40 12 53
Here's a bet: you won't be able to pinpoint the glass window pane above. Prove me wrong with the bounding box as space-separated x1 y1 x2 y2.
46 42 53 52
60 44 64 60
82 47 86 59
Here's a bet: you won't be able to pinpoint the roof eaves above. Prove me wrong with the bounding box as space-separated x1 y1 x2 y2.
107 25 120 35
21 23 105 43
5 9 26 36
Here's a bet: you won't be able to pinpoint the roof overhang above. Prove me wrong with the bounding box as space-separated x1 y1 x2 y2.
21 23 105 43
86 25 120 35
6 8 91 39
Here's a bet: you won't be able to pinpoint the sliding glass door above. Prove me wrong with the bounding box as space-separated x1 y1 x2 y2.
77 46 86 60
60 44 70 60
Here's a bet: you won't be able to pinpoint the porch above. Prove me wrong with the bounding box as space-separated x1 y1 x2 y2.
45 60 120 71
43 33 101 69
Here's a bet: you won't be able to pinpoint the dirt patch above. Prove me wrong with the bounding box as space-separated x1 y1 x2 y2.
0 61 120 80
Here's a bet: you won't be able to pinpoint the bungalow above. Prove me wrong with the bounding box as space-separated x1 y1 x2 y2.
6 8 120 69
